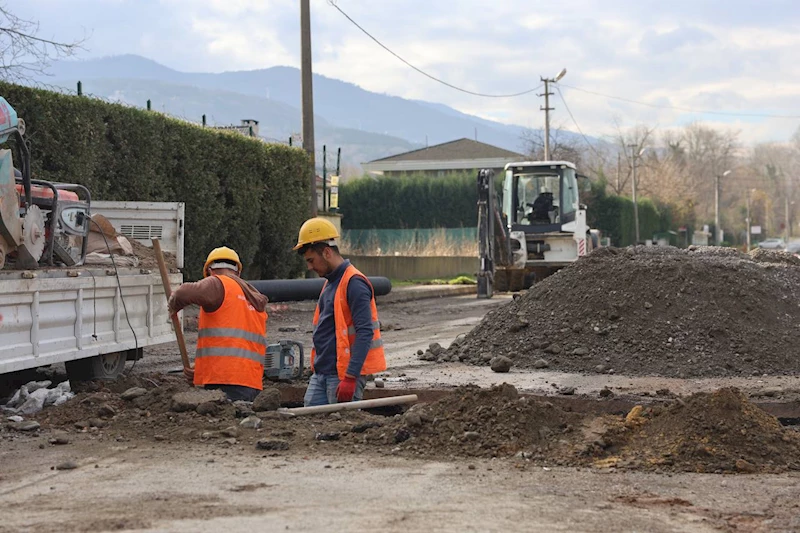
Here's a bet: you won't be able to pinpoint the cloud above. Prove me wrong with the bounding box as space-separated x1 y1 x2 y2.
11 0 800 145
640 26 716 55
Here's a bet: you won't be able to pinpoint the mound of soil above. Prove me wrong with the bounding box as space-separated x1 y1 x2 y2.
130 239 178 270
440 246 800 378
601 388 800 473
14 376 799 475
377 383 585 459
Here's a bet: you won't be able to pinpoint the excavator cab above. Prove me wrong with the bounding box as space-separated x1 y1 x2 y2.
503 162 579 232
477 161 593 297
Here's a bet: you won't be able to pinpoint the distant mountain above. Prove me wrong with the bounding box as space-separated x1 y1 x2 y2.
34 55 597 171
50 77 416 166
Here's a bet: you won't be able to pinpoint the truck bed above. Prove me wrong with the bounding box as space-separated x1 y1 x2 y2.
0 267 182 374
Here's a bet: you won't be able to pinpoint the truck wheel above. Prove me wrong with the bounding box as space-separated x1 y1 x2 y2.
65 352 128 381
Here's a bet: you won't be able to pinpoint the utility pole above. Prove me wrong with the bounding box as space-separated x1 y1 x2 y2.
746 189 752 253
300 0 317 216
628 144 641 244
539 78 553 161
539 68 566 161
714 170 732 246
715 174 720 245
785 173 792 242
322 145 327 212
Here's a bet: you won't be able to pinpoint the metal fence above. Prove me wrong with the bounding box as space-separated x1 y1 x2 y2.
341 227 478 256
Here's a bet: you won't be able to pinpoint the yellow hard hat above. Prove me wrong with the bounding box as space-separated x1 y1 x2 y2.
293 217 340 251
203 246 242 277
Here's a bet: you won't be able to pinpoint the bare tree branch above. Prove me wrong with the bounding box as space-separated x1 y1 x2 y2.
0 4 86 83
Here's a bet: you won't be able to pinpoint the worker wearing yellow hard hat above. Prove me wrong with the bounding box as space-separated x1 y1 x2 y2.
293 217 341 250
202 246 243 277
169 246 268 401
294 217 386 407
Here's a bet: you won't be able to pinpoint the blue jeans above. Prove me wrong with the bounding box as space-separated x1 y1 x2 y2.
303 373 367 407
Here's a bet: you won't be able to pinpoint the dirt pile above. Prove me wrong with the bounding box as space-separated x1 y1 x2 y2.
9 377 799 474
130 239 178 270
438 246 800 377
26 374 384 449
599 388 800 473
375 383 585 459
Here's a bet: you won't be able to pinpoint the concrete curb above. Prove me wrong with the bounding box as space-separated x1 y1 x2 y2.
377 284 476 304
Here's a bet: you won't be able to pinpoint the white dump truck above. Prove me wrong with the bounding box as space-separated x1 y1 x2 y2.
0 201 184 381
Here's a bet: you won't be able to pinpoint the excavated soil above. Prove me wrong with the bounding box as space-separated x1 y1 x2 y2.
593 388 800 473
11 378 799 474
438 246 800 378
129 239 178 270
375 383 585 459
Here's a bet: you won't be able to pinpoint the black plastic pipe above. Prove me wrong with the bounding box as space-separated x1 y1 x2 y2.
248 277 392 303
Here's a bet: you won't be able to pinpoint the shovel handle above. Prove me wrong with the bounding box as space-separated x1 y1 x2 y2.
153 239 191 370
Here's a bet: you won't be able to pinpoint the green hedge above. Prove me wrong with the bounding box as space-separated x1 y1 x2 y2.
342 172 691 247
0 82 311 280
340 172 479 229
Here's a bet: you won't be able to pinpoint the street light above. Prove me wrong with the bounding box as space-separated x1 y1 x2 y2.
715 169 732 246
746 188 756 252
540 68 567 160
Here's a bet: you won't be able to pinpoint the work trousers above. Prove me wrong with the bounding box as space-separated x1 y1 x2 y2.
303 373 367 407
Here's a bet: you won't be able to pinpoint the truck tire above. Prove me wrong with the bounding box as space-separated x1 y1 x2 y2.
65 352 128 381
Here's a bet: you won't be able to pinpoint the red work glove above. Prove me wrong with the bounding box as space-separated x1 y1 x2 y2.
336 376 357 403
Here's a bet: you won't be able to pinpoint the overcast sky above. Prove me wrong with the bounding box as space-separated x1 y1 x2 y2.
16 0 800 145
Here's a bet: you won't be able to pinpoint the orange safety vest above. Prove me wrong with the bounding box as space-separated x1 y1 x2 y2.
195 274 268 390
311 264 386 380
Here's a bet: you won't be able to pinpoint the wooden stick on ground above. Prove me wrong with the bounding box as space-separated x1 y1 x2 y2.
277 394 419 417
153 238 191 370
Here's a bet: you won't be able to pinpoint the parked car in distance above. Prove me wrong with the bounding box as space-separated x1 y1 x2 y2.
758 238 786 249
784 241 800 256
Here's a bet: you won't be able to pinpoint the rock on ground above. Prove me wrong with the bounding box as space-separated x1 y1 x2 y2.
239 416 262 429
253 388 281 412
490 356 513 373
256 439 289 451
171 389 226 412
121 387 148 401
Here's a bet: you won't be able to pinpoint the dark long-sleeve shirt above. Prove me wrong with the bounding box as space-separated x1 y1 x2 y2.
312 260 374 377
168 273 268 314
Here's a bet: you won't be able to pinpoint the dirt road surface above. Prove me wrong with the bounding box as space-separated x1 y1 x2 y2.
2 435 799 532
4 293 800 532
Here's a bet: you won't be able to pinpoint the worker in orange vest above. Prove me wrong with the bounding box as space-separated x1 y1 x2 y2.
168 246 268 402
294 217 386 406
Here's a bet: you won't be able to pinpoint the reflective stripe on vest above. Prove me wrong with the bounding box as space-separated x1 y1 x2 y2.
198 327 267 346
345 320 381 335
196 346 265 364
195 275 267 390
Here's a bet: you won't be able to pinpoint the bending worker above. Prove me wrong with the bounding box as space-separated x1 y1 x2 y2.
294 217 386 406
168 247 268 402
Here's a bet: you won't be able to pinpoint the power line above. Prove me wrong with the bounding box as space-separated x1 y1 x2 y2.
327 1 541 98
560 83 800 119
555 86 607 163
